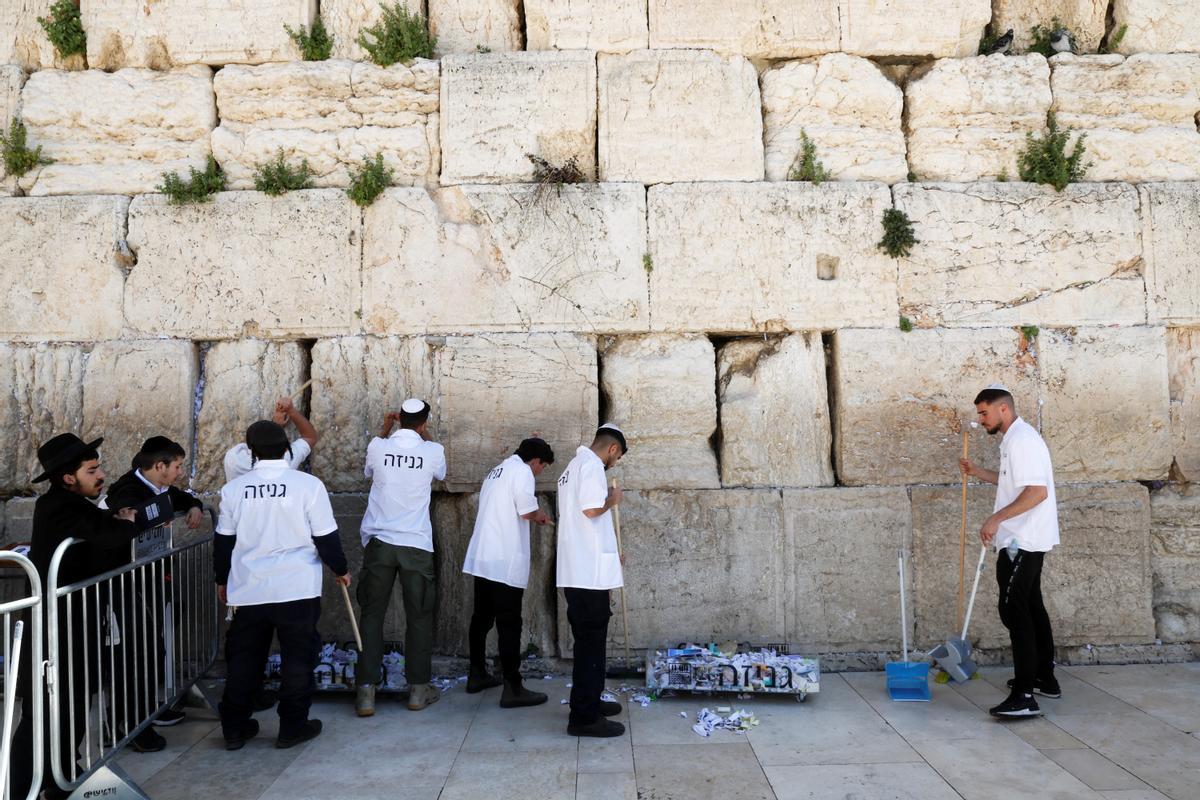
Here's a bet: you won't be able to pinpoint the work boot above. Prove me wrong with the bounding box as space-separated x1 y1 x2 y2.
224 719 260 751
567 718 625 738
466 667 502 694
356 684 376 717
276 719 323 749
499 678 548 708
407 683 441 711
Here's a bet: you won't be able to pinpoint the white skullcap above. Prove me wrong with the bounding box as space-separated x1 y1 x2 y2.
401 398 426 413
598 423 625 437
982 383 1012 393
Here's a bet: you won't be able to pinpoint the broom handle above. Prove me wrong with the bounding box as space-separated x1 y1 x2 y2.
340 582 363 652
898 550 909 663
290 378 313 402
612 478 631 667
960 546 988 639
959 431 969 628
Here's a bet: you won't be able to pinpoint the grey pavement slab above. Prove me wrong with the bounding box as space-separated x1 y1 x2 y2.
765 762 962 800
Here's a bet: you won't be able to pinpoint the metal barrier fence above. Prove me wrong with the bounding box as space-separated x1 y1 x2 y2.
0 550 43 800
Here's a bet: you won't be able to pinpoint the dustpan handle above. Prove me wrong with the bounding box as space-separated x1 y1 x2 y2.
960 545 988 639
897 550 908 663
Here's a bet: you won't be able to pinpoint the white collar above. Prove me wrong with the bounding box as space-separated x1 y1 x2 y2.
135 469 169 495
1002 417 1028 441
578 445 604 467
390 429 424 443
251 459 289 470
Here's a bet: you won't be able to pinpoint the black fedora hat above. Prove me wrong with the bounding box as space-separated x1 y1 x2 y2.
33 433 103 483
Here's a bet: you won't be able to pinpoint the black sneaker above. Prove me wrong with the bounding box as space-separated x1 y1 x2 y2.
224 719 260 751
599 700 622 717
990 691 1042 718
129 727 167 753
1007 676 1062 699
466 669 503 694
567 718 626 738
276 719 323 749
153 708 186 727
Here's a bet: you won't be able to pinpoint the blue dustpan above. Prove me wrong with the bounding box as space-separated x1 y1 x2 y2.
887 550 931 702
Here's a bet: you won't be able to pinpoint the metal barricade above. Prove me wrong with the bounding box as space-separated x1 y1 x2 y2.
45 515 218 798
0 550 43 800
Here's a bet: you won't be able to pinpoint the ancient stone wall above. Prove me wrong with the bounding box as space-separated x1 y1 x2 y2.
3 0 1200 664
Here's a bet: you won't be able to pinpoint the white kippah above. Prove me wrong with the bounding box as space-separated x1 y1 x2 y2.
983 383 1011 393
401 398 426 413
598 423 625 437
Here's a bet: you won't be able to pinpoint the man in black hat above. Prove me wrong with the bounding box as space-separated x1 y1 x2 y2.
8 434 141 799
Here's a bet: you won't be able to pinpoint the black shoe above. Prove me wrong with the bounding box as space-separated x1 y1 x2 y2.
600 700 622 717
990 691 1042 718
1007 676 1062 699
500 679 548 708
568 718 626 738
129 727 167 753
253 689 278 711
466 668 503 694
154 708 187 727
224 719 260 751
276 719 323 749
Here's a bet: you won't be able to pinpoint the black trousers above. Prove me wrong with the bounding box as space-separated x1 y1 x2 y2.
107 580 163 736
996 549 1056 694
220 597 320 740
564 588 611 726
468 576 525 682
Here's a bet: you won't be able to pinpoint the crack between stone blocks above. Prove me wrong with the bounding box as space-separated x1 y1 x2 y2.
822 331 841 487
708 334 725 486
188 342 211 490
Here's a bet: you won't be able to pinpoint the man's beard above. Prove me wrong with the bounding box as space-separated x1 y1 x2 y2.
986 423 1001 435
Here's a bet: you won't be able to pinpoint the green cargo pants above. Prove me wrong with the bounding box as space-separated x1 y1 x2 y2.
356 538 436 686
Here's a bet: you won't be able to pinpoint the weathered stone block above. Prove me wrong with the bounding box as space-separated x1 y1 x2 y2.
1 66 25 194
598 50 763 183
649 0 838 58
992 0 1109 54
429 0 522 54
647 182 897 332
123 190 361 339
361 185 648 335
0 0 82 70
1113 0 1200 55
1149 485 1200 642
1050 54 1200 182
912 484 1154 649
309 336 437 493
2 497 35 543
436 333 597 492
81 340 198 489
194 340 307 490
0 344 84 494
82 0 315 69
784 487 911 650
322 0 420 61
832 328 1039 486
211 60 440 190
599 335 718 490
525 0 647 52
1040 327 1172 482
905 55 1053 182
1141 183 1200 325
895 183 1146 327
439 52 596 184
839 0 990 58
1167 329 1200 481
19 67 216 196
761 54 906 183
718 334 833 488
0 196 128 341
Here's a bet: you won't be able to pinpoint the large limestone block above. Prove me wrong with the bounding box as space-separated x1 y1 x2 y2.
718 334 833 488
322 0 420 61
0 344 84 493
439 52 596 184
429 0 522 54
784 487 911 650
599 335 718 490
647 182 897 332
1149 485 1200 642
895 183 1146 327
905 55 1053 182
598 51 763 183
761 54 906 183
2 497 35 543
912 484 1154 649
0 0 83 70
212 60 440 190
992 0 1108 54
0 196 128 341
524 0 647 52
1039 327 1172 482
80 340 199 488
436 333 598 492
648 0 838 58
19 67 216 196
1 66 26 194
1140 183 1200 325
82 0 316 69
361 185 648 335
1050 54 1200 182
1167 329 1200 481
832 328 1039 486
194 340 307 490
309 336 437 493
1113 0 1200 55
839 0 991 58
123 190 361 339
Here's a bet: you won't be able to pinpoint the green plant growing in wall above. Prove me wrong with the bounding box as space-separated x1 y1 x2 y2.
787 130 830 184
37 0 86 60
157 156 226 204
1 119 52 177
357 2 437 66
1099 24 1128 54
476 44 492 54
878 209 918 259
643 253 653 274
284 17 334 61
1017 112 1090 191
899 316 914 332
347 152 392 207
253 150 314 195
1020 325 1040 341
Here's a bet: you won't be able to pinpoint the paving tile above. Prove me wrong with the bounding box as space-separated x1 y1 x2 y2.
979 668 1138 717
765 762 962 800
577 770 637 800
748 710 920 766
842 670 1010 741
911 735 1104 800
1062 664 1200 733
578 733 634 773
113 714 220 786
1045 748 1150 791
627 694 755 747
634 743 775 800
439 748 576 800
1099 791 1172 800
1051 712 1200 800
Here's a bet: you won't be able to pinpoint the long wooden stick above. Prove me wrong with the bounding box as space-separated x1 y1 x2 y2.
290 378 313 402
612 477 632 668
959 430 969 629
340 582 363 652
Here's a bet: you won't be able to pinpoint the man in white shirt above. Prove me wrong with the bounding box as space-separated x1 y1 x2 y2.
224 396 320 482
356 398 447 716
214 420 349 750
557 424 628 738
462 437 555 708
959 384 1060 718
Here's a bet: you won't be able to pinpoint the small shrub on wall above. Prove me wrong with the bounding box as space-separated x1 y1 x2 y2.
158 156 226 205
285 18 334 61
37 0 86 60
357 3 437 66
347 153 392 207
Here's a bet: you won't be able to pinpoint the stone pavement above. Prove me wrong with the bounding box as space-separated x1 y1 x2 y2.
116 662 1200 800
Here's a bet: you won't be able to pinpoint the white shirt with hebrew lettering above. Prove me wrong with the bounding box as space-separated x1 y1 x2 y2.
556 446 623 591
994 417 1060 553
223 439 312 483
216 459 339 606
463 455 540 589
360 429 447 552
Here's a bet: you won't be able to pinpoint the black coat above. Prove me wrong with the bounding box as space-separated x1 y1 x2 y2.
29 484 140 590
99 469 203 573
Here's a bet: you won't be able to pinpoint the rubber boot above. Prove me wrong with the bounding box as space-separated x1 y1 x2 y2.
500 677 548 708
